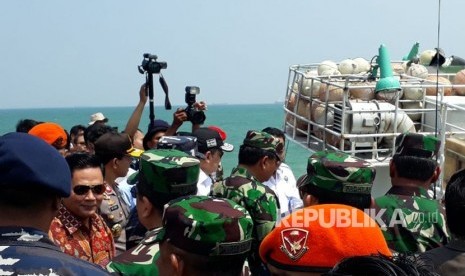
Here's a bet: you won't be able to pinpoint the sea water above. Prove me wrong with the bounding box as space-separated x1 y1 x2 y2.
0 104 309 178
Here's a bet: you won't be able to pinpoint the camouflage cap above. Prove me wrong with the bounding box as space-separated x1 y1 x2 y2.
242 130 284 159
303 150 376 195
156 195 253 257
132 149 200 195
394 133 440 159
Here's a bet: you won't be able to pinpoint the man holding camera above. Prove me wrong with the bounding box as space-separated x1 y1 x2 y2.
124 84 207 151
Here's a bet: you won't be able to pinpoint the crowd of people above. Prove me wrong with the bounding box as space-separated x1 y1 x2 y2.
1 83 464 276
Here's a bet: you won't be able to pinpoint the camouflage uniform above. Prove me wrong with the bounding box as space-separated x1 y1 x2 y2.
107 228 162 275
375 186 449 253
107 149 200 275
300 150 376 196
375 133 449 253
124 136 202 249
211 130 281 275
154 196 253 272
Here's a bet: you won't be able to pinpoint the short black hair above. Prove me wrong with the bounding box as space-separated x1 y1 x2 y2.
164 240 248 276
84 124 117 145
238 144 278 165
300 184 371 210
16 119 41 133
392 155 437 181
444 169 465 239
262 127 285 142
65 152 103 176
325 254 440 276
70 125 86 142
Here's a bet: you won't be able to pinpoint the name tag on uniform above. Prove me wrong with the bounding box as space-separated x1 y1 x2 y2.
109 205 119 212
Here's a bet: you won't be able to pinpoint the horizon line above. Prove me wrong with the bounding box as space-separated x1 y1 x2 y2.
0 101 284 111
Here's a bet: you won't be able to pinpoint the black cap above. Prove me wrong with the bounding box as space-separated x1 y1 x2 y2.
95 133 143 163
193 128 232 154
143 120 170 150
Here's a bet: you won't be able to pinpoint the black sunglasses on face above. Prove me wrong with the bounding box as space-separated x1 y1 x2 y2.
73 184 105 196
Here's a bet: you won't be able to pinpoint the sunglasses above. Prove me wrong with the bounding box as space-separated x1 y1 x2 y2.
73 184 105 196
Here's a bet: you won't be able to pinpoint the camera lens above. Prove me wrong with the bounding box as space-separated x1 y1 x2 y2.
191 111 206 125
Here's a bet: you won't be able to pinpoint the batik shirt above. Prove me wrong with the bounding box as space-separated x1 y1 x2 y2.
0 226 110 275
375 186 449 253
211 166 279 276
49 204 115 268
106 227 162 275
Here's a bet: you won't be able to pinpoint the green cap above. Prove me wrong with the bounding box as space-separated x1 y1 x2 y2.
131 149 200 194
242 130 283 158
394 133 440 159
156 195 253 257
301 150 375 195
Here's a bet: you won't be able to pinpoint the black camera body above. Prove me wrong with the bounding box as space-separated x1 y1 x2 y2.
184 86 206 125
138 53 167 74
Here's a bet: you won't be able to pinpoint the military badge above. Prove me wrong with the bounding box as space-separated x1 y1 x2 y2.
280 228 308 261
112 224 123 238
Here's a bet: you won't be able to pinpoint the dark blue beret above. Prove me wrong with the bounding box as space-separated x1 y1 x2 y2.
0 132 71 197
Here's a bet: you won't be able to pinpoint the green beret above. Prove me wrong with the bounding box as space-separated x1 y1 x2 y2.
132 149 200 195
156 195 253 257
394 133 440 159
302 150 376 195
242 130 283 159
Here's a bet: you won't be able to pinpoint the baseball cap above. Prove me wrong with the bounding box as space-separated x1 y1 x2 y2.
131 149 200 195
146 120 170 135
242 130 284 160
0 132 71 197
143 120 170 150
28 122 68 149
259 204 392 272
394 133 440 159
155 195 253 257
193 128 232 153
299 150 375 195
208 125 234 151
88 112 109 126
156 136 204 159
94 133 143 161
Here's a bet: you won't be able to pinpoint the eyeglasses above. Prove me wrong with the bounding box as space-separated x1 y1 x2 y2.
73 184 105 196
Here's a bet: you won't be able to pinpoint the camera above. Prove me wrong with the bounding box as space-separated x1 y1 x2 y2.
184 86 206 125
138 53 167 74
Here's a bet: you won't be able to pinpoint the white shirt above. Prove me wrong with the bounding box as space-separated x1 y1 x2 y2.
196 169 213 196
263 163 303 217
115 168 137 209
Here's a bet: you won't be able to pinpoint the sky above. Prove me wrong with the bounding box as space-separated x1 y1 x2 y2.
0 0 463 109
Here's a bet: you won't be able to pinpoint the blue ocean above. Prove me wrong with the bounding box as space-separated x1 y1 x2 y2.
0 104 309 178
